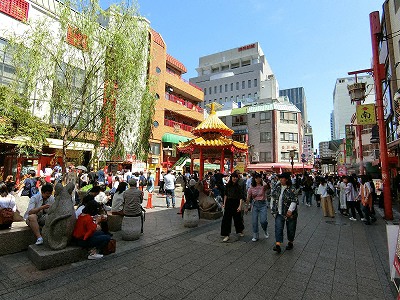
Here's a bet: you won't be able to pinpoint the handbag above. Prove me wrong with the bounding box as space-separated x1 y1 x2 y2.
103 239 116 255
0 198 14 225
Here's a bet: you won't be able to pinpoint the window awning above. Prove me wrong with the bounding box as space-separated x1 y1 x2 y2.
162 133 191 144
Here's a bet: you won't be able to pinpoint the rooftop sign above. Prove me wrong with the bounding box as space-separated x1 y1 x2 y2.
238 43 255 52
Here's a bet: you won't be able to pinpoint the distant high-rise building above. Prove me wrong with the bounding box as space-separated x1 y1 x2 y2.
189 42 276 108
330 111 335 140
332 75 375 139
279 87 307 123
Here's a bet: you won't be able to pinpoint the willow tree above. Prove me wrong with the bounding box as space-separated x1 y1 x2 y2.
0 85 52 155
7 0 156 170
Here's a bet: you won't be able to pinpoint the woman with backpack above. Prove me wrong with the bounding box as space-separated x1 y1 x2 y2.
317 177 335 218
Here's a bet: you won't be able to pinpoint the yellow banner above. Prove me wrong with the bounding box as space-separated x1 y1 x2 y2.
356 104 376 125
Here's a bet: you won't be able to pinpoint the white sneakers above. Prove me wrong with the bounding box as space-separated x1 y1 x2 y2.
88 248 104 260
35 237 44 245
349 217 357 221
361 218 367 222
88 253 103 260
264 231 269 239
222 236 229 242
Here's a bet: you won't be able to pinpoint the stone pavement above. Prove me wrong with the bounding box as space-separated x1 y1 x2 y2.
0 193 397 299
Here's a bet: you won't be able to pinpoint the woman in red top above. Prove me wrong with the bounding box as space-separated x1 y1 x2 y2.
245 173 269 242
73 200 111 260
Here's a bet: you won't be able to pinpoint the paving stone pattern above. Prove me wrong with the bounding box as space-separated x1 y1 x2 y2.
0 194 397 300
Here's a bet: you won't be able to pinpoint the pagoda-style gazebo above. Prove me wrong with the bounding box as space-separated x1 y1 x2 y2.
177 103 248 179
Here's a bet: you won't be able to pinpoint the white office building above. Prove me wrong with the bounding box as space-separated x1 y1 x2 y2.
190 42 278 108
332 75 375 139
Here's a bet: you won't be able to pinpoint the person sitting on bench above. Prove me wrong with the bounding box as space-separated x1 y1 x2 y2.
24 184 54 245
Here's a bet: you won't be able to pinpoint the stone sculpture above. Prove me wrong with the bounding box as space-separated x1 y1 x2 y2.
42 182 76 250
195 181 222 220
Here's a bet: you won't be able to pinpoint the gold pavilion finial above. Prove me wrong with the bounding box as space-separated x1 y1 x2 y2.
210 103 216 114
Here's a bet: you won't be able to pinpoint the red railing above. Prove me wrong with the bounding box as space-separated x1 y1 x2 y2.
0 0 29 22
166 68 203 92
164 119 193 132
165 92 204 113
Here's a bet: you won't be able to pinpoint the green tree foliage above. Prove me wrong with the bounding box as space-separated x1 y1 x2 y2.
0 85 51 154
7 0 156 167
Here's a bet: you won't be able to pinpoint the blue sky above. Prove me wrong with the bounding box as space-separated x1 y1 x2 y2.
103 0 382 149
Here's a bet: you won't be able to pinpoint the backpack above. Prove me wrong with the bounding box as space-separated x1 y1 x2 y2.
139 175 147 186
326 185 334 196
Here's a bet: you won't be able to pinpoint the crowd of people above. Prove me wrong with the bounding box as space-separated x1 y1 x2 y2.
0 164 380 258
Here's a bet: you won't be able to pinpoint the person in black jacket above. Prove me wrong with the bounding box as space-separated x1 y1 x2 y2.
182 179 200 217
221 173 244 242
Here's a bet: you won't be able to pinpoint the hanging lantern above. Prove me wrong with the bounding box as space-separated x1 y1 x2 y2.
347 82 366 104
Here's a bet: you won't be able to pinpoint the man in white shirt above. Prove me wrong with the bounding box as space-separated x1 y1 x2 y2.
25 184 55 245
163 170 176 208
270 172 298 253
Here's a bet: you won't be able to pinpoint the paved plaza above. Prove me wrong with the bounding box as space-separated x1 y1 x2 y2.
0 193 397 300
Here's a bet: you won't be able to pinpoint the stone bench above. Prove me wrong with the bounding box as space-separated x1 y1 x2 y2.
28 244 87 270
107 213 123 232
0 222 36 256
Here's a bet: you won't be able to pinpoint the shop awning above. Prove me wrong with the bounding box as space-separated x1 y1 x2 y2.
247 163 313 171
162 133 191 144
46 138 95 151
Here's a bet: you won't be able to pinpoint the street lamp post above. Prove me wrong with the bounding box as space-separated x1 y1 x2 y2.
289 150 295 174
162 146 173 171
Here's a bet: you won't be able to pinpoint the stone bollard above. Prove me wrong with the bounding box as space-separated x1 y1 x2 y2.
121 216 142 241
183 209 199 228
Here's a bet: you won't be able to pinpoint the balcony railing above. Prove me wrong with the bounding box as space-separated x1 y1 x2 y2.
165 92 204 113
164 119 193 132
166 68 203 91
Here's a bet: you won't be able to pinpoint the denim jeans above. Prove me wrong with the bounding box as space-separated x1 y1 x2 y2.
165 189 175 207
252 200 268 235
274 214 297 243
75 231 111 252
305 190 313 205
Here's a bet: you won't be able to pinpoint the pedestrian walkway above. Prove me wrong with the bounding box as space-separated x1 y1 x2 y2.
0 199 397 299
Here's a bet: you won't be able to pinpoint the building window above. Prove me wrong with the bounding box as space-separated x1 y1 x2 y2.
280 132 298 142
209 87 212 95
242 94 245 99
220 116 226 124
224 84 228 92
281 152 299 161
242 60 251 67
260 111 271 123
231 62 239 69
150 143 161 155
214 86 217 94
242 81 245 89
248 80 251 88
248 93 251 98
204 88 207 95
225 97 228 102
219 85 222 93
219 98 222 104
252 113 255 118
232 115 247 126
233 134 246 143
230 83 234 91
236 95 239 101
230 96 233 102
236 82 239 90
280 112 297 124
254 79 257 87
254 92 258 99
260 132 271 143
259 152 271 162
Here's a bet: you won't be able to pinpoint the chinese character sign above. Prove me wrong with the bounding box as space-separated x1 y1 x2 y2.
356 104 376 125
